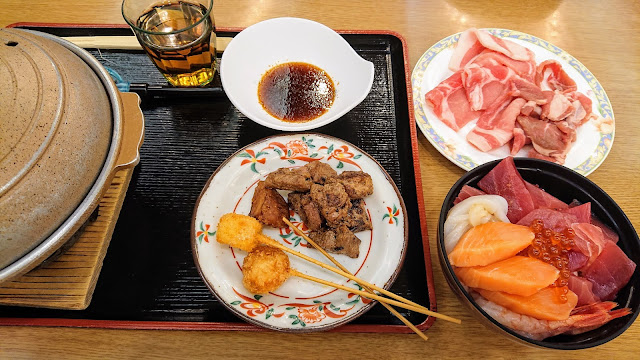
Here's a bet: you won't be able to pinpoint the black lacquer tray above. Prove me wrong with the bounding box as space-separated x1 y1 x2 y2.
0 24 436 333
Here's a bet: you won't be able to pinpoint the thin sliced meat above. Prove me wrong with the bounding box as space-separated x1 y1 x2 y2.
527 148 557 162
541 91 575 121
510 126 527 155
425 71 482 131
467 98 526 152
517 115 573 164
536 60 578 92
591 217 619 244
453 185 486 205
448 222 534 267
571 223 608 270
470 51 537 82
568 250 589 271
565 91 594 126
568 275 600 307
462 63 515 111
510 78 546 104
477 287 578 321
584 241 636 301
563 203 591 223
516 208 578 232
455 256 559 296
477 157 535 223
449 28 486 71
474 29 532 61
524 182 569 210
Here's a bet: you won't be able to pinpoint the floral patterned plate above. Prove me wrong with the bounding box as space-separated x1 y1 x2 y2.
191 133 408 332
412 28 615 176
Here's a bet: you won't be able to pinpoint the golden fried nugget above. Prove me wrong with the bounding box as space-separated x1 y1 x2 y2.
242 245 291 294
216 213 262 252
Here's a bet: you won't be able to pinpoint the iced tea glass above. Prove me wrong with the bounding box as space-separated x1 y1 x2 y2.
122 0 217 87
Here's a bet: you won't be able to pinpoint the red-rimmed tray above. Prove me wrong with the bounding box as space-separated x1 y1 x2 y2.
0 23 436 334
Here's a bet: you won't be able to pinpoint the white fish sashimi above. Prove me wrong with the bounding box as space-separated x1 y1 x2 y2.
444 194 510 254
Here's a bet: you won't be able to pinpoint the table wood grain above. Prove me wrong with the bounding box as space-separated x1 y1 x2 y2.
1 0 639 358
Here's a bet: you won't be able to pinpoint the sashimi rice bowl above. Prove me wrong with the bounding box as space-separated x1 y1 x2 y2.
437 157 640 349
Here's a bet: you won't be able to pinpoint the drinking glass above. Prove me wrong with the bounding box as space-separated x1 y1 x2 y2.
122 0 217 87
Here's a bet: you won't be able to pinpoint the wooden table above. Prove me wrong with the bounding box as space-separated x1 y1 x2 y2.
1 0 638 358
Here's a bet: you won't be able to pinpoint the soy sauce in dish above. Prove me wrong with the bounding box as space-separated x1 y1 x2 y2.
258 62 335 122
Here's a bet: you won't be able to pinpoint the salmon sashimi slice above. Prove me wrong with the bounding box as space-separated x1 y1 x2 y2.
448 222 534 267
455 256 559 296
477 286 578 321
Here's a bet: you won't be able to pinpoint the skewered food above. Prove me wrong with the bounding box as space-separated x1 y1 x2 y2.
216 213 262 252
242 245 291 294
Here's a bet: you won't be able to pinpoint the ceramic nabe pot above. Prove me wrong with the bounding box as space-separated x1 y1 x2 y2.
0 29 144 283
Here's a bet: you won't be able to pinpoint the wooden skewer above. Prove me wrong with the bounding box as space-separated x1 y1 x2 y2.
261 232 460 325
282 218 429 340
290 269 440 319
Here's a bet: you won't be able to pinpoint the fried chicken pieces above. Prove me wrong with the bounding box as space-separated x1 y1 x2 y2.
249 161 373 258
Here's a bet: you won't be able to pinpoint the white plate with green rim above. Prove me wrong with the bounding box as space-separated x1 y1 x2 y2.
191 133 408 331
411 28 615 176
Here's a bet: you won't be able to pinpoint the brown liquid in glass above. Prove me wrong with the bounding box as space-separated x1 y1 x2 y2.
258 62 335 122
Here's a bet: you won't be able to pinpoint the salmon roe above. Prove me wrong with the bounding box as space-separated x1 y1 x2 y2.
527 219 575 302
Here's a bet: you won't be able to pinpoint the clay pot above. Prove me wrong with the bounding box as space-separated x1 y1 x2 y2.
0 29 144 283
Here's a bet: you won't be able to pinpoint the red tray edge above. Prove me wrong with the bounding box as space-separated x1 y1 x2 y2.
2 22 437 334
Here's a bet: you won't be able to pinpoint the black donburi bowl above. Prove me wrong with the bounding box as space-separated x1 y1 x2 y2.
437 158 640 350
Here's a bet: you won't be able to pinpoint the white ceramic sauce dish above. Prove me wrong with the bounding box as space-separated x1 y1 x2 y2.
220 17 374 131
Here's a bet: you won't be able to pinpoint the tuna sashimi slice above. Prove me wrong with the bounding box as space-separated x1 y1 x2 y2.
448 222 534 267
425 71 482 131
477 157 535 223
563 202 591 223
517 208 578 232
455 256 559 296
477 287 578 321
568 275 600 307
453 185 486 205
584 241 636 301
524 181 569 210
591 217 619 244
568 251 589 271
571 223 608 270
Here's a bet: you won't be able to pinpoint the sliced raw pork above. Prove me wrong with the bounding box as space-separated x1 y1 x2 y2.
568 275 600 306
470 51 537 81
425 71 482 131
449 28 487 71
462 63 514 111
517 115 574 164
467 98 527 152
473 29 532 62
536 60 578 92
541 91 575 121
477 157 535 223
584 241 636 301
